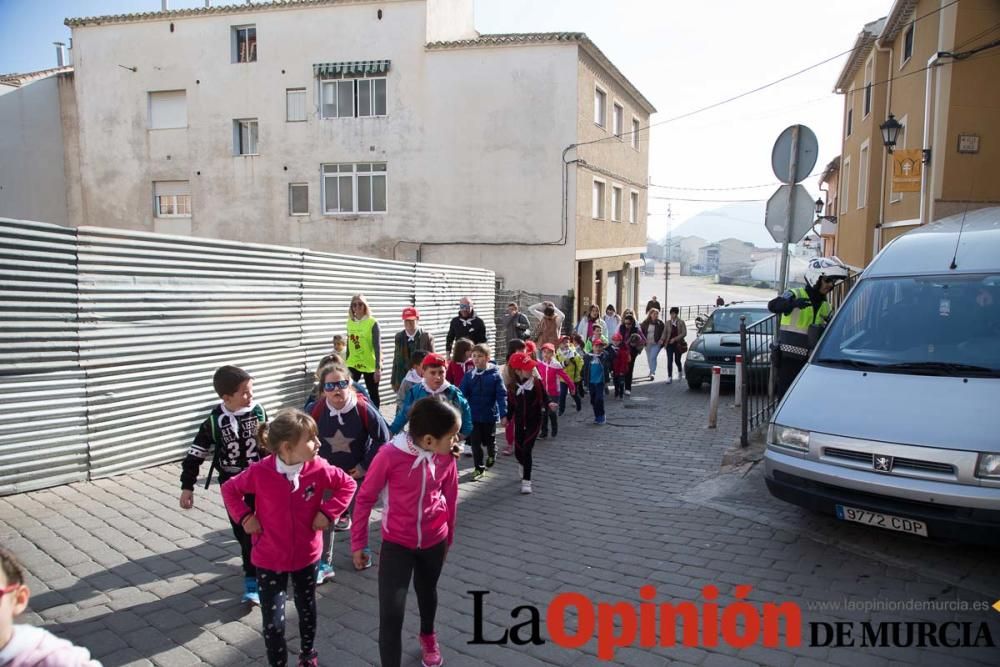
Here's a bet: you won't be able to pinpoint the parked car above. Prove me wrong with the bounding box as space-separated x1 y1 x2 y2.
764 207 1000 544
684 301 772 390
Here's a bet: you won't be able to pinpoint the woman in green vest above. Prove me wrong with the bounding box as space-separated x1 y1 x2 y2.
346 294 384 407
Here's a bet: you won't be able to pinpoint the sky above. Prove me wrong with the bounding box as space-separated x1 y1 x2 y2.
0 0 884 240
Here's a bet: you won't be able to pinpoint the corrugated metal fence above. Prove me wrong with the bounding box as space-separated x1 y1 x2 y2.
0 218 494 494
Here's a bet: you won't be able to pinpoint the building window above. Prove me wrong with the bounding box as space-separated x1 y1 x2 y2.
286 88 307 122
592 180 606 219
629 191 639 223
154 181 191 218
322 162 387 214
611 186 623 221
902 24 914 64
289 183 309 215
840 157 851 215
845 90 854 137
631 117 640 150
612 103 624 138
233 119 258 155
863 56 873 118
321 78 387 118
889 115 908 203
232 25 257 63
148 90 187 130
594 87 607 127
858 141 869 209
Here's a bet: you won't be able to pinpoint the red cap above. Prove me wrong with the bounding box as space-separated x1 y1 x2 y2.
402 306 419 321
507 352 537 372
591 336 606 346
611 333 623 342
421 353 447 368
559 335 570 343
524 340 538 355
540 343 555 352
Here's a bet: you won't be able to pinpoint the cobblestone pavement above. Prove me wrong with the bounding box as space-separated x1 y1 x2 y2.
2 358 999 666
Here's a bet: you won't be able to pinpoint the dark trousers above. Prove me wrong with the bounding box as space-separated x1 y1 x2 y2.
540 405 558 437
776 356 807 399
559 383 582 414
613 374 626 398
666 345 683 377
515 433 537 480
257 562 319 667
468 421 497 471
589 382 605 419
225 490 256 578
378 539 448 667
625 350 640 391
349 368 381 407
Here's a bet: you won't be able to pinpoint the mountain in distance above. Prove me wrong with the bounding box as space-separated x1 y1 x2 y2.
660 202 777 248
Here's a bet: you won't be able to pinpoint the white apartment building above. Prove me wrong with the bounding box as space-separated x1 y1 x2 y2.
2 0 654 309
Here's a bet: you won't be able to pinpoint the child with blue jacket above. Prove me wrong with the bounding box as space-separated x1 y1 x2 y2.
390 353 473 439
584 337 613 424
459 343 508 481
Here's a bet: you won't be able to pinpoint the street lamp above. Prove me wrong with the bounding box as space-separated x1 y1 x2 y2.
815 197 836 224
879 113 903 153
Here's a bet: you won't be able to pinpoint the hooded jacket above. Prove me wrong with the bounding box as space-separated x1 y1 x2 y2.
459 364 508 423
0 626 100 667
536 359 576 397
389 382 473 437
222 455 357 572
350 433 458 552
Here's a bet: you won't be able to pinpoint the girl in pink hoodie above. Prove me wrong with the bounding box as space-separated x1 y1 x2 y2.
536 343 576 439
222 409 356 667
0 548 100 667
350 398 461 667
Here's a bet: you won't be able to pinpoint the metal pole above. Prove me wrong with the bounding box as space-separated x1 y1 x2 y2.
739 317 749 446
777 126 800 293
708 366 721 428
734 355 743 408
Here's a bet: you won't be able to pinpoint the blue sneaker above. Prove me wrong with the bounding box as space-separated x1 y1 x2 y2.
242 577 260 605
316 562 335 584
360 547 375 570
594 416 606 425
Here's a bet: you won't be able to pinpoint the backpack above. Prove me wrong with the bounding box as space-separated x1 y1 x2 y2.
311 393 370 433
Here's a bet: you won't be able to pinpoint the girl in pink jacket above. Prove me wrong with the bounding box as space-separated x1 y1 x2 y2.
537 343 575 439
222 409 356 667
350 398 461 667
0 548 100 667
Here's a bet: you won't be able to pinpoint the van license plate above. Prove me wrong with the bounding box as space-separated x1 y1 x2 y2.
720 367 735 375
835 505 928 536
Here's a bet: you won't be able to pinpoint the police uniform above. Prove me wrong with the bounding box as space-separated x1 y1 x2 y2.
768 286 831 397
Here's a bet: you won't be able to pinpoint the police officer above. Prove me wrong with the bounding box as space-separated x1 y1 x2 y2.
768 257 850 397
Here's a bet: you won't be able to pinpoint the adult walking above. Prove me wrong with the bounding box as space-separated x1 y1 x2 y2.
500 302 531 347
603 305 621 337
639 308 666 380
661 306 688 385
390 307 434 395
617 312 645 396
346 294 383 407
645 296 662 314
528 300 565 348
575 304 603 342
446 296 487 354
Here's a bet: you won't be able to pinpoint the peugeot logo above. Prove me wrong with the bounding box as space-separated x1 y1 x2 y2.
873 455 893 473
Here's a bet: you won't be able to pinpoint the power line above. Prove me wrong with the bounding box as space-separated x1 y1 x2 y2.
649 195 768 203
650 169 824 192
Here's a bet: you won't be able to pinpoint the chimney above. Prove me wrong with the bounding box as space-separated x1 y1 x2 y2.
54 42 66 67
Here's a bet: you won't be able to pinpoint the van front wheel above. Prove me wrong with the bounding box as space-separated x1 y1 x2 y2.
687 378 702 391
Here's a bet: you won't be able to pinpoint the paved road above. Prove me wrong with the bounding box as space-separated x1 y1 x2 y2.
639 266 775 313
2 362 999 666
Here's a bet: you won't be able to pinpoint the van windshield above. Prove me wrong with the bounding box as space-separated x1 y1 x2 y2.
814 274 1000 376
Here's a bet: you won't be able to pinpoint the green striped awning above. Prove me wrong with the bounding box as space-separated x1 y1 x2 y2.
313 60 391 78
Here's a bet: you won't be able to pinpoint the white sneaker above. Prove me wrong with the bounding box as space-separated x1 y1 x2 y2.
625 390 631 397
461 443 471 457
649 374 655 381
520 480 532 494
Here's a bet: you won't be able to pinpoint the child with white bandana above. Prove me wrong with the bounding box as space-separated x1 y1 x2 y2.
223 409 356 667
179 365 267 604
388 353 472 439
506 352 556 494
351 398 461 667
310 361 390 584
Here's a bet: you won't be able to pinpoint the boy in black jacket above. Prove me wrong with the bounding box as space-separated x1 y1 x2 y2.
179 365 267 604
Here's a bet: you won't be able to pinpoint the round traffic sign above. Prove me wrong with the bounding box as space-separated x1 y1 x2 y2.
771 125 818 185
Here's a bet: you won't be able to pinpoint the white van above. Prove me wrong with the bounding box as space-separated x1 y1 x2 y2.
764 207 1000 543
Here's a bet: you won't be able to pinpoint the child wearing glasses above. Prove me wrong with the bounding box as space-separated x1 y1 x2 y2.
222 409 356 667
309 361 390 584
179 365 267 605
303 352 370 413
0 547 101 666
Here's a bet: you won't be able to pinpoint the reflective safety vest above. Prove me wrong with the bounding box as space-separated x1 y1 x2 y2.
347 316 378 372
777 288 831 359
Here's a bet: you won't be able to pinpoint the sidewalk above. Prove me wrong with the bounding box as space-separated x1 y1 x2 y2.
2 361 998 666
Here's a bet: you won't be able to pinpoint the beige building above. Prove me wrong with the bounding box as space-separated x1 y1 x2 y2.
0 0 653 319
817 156 839 257
833 0 1000 269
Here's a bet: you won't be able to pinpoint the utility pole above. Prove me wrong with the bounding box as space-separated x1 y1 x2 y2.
662 204 673 308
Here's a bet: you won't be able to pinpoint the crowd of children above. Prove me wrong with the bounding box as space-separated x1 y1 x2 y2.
4 299 664 667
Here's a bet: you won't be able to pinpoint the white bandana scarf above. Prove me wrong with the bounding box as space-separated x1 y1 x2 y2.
420 379 452 396
219 403 253 439
275 456 305 492
403 369 422 384
325 391 358 426
391 432 437 479
516 378 535 395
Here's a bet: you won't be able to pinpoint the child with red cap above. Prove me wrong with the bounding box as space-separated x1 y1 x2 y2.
536 343 575 439
583 337 612 424
506 352 555 494
389 353 472 441
610 333 631 399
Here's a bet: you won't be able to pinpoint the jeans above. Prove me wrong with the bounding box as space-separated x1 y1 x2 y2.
349 368 381 407
257 562 319 667
468 421 497 471
646 343 663 376
220 485 255 578
589 382 605 418
378 539 448 667
559 383 582 414
666 344 683 377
